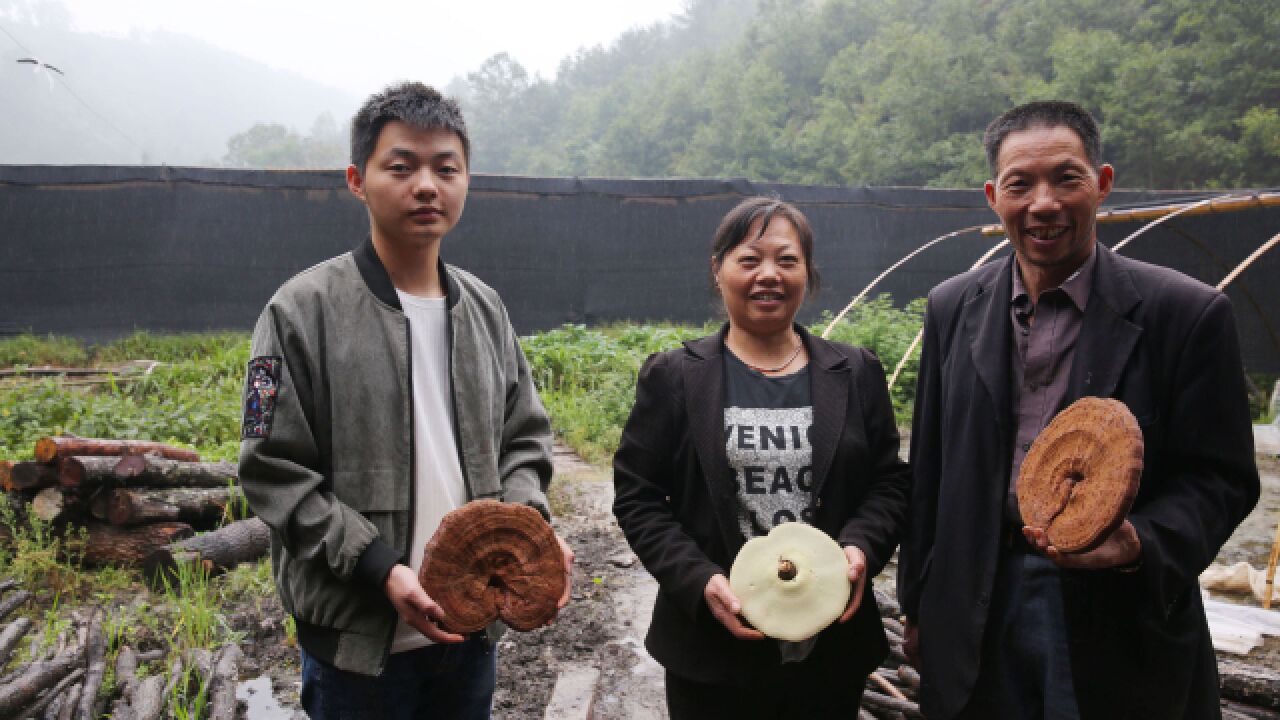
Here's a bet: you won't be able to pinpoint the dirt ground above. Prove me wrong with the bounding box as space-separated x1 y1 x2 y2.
228 449 1280 718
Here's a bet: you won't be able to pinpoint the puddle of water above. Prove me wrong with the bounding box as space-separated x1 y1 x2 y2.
236 674 296 720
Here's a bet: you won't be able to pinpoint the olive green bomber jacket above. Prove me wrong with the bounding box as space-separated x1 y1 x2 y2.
238 238 554 675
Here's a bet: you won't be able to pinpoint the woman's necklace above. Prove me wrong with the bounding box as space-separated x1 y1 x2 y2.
743 342 803 374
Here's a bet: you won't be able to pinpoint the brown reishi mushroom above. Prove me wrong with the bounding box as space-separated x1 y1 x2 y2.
419 500 565 633
1016 397 1144 553
729 522 850 642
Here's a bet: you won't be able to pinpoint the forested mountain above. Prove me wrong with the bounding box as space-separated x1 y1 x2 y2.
455 0 1280 189
0 10 356 165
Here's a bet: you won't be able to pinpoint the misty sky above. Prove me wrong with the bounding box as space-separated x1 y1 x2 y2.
43 0 688 95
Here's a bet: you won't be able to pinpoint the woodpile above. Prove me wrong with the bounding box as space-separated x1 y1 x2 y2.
0 583 243 719
863 588 923 719
865 588 1280 719
2 436 260 573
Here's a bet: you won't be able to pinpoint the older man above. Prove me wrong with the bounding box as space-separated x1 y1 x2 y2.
898 101 1259 719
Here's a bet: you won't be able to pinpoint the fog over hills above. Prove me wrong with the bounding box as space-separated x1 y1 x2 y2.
0 18 357 165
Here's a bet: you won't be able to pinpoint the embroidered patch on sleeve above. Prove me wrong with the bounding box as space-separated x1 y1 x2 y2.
242 356 283 439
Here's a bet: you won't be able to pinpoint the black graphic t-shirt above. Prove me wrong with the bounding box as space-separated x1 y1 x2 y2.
723 350 815 540
724 349 819 661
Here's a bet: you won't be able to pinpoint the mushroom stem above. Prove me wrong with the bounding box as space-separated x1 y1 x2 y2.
777 559 797 581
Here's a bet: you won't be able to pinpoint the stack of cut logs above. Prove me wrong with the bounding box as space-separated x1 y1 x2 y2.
0 581 242 719
0 436 269 588
863 588 922 719
865 586 1280 720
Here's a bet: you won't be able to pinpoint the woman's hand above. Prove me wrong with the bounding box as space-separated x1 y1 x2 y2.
704 574 765 640
384 564 466 643
837 544 868 623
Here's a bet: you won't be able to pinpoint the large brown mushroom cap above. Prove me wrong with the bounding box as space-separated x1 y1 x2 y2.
1016 397 1144 553
419 500 566 633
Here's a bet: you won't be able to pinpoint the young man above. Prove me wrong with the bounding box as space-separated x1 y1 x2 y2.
898 101 1259 719
238 82 572 719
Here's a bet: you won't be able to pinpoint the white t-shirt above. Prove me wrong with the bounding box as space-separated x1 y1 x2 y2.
391 290 467 653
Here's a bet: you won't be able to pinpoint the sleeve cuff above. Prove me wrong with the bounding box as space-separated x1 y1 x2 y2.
354 538 404 589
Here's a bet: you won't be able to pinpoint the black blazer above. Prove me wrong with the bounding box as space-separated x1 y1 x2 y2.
898 244 1260 719
612 324 911 686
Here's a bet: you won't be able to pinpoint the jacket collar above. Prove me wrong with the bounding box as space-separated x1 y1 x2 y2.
681 323 851 548
965 253 1016 437
962 243 1145 424
1067 242 1143 398
353 236 461 311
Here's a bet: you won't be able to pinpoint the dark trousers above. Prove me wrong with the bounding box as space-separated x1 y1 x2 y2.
958 542 1082 720
666 665 866 720
300 635 496 720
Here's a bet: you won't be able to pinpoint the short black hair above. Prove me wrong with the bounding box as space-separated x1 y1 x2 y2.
711 196 821 294
349 82 470 172
983 101 1102 174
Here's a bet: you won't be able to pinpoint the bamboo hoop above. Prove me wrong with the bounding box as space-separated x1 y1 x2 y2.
981 191 1280 236
1216 232 1280 292
887 239 1010 391
821 225 985 340
1111 195 1231 253
1265 519 1280 610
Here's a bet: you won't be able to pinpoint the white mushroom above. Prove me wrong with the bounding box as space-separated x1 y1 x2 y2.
729 522 851 642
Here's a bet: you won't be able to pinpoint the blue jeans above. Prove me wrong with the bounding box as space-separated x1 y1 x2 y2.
300 636 496 720
959 543 1082 720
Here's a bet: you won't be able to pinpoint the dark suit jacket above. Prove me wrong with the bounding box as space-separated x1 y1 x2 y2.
898 244 1260 719
612 324 911 686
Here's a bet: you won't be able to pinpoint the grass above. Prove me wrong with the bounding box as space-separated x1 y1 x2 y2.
0 303 924 466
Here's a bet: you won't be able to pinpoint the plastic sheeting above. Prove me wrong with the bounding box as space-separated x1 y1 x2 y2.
2 166 1277 371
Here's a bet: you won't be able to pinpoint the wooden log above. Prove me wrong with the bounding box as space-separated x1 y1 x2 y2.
9 462 59 492
74 611 105 720
57 457 124 491
76 522 194 568
1220 657 1280 710
897 664 921 691
127 674 165 720
108 646 139 720
207 644 242 720
34 437 198 465
0 461 11 491
86 492 109 522
31 488 87 525
43 691 66 720
1223 700 1280 720
17 666 83 720
0 645 85 718
55 683 80 720
0 590 31 624
0 618 33 671
112 455 236 489
107 487 241 527
861 689 923 719
143 517 269 590
869 671 909 701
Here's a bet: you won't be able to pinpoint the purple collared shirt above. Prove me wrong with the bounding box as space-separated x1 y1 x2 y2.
1006 248 1097 524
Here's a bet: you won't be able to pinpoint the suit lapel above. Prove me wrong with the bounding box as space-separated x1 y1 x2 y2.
681 330 744 547
966 257 1015 435
1069 245 1143 399
803 328 849 499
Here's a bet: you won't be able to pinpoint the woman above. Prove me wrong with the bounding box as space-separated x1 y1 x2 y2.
612 197 910 718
